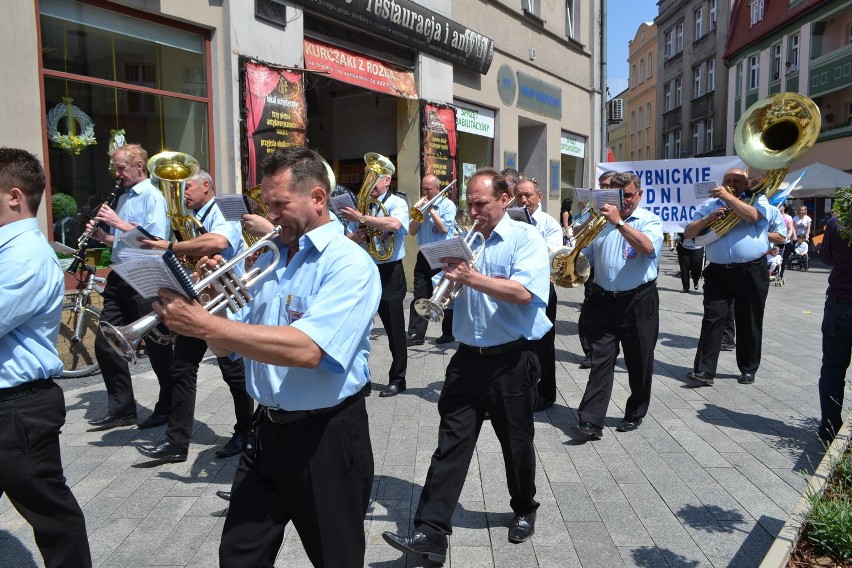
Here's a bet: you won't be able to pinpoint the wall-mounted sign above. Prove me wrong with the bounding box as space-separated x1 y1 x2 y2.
304 38 417 99
291 0 494 74
549 159 560 199
503 151 517 170
455 104 494 138
497 64 516 106
516 71 562 119
560 133 585 158
421 102 458 189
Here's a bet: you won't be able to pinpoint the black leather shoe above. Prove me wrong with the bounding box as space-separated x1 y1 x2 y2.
616 419 642 432
138 413 169 429
579 356 592 369
571 422 603 440
435 334 455 345
534 395 554 412
721 343 735 351
738 372 755 384
136 441 188 462
508 512 536 543
382 530 447 564
379 382 406 397
687 371 715 386
215 490 231 501
406 335 425 347
88 412 137 431
215 432 246 458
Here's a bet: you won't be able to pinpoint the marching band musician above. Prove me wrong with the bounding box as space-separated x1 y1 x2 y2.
572 171 663 440
407 174 457 347
340 165 410 397
513 178 562 411
383 167 551 564
154 147 381 567
86 143 174 431
0 148 92 568
135 169 254 462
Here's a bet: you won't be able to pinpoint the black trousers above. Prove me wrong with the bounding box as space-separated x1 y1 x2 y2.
535 282 558 403
819 298 852 442
677 244 703 291
407 251 453 339
723 300 736 345
414 344 540 542
95 271 173 416
165 335 254 448
219 397 373 568
779 241 794 278
694 261 769 376
577 284 659 428
377 260 407 384
0 383 91 568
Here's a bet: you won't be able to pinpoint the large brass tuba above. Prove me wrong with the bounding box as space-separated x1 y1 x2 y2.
696 93 820 246
147 151 202 242
357 152 396 261
549 205 608 288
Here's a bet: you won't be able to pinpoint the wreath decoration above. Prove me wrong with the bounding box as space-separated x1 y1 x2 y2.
46 98 97 156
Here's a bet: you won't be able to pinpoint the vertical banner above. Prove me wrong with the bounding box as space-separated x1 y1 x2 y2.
420 102 458 198
239 57 307 190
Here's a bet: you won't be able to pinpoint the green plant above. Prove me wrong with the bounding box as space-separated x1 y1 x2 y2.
99 247 111 267
51 192 78 220
833 185 852 244
803 449 852 562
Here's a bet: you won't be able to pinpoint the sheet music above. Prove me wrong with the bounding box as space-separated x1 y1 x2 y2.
419 237 475 270
216 195 250 222
694 180 718 199
50 241 76 255
119 227 163 249
506 207 532 224
592 189 625 210
111 255 189 299
574 188 592 204
330 192 357 216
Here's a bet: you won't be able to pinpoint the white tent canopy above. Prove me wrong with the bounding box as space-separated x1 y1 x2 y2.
782 162 852 198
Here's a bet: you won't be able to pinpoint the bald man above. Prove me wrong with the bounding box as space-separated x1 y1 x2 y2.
684 168 771 387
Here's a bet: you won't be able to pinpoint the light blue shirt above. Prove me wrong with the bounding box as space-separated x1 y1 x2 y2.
0 218 64 387
589 207 663 292
698 194 770 264
453 215 552 347
111 178 169 263
349 191 410 264
766 206 786 237
197 198 245 271
530 208 564 249
232 220 381 411
416 196 456 246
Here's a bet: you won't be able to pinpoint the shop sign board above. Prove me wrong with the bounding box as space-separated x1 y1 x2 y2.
421 102 458 192
240 57 307 189
291 0 494 74
516 72 561 119
560 133 585 158
455 104 494 138
304 38 418 99
497 64 516 106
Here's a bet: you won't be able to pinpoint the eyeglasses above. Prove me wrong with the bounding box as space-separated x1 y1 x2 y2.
599 183 611 188
622 192 638 199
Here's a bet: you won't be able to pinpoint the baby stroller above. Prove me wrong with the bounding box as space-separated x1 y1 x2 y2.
768 256 784 286
788 249 809 271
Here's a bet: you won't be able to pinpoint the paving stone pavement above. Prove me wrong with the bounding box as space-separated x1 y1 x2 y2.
1 250 847 567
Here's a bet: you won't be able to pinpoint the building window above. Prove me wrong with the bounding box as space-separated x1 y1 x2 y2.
664 83 672 111
646 102 652 128
790 33 800 69
748 54 759 90
674 130 681 157
675 77 683 107
750 0 765 25
736 62 743 96
693 123 702 154
565 0 576 38
710 0 717 29
638 148 643 160
693 66 703 98
665 31 673 58
638 107 644 133
771 43 782 80
705 119 713 152
631 64 636 88
648 52 653 77
646 144 650 158
664 133 671 158
707 59 716 92
640 59 645 83
631 110 636 133
522 0 541 18
695 8 703 39
676 22 684 53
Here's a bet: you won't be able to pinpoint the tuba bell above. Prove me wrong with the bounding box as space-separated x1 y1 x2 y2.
357 153 396 261
695 93 820 246
147 151 203 242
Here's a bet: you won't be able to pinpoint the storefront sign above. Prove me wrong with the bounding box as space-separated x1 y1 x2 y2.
455 104 494 138
516 72 561 119
240 58 307 189
503 151 517 170
292 0 494 74
560 133 585 158
497 64 516 106
304 38 417 99
421 102 458 191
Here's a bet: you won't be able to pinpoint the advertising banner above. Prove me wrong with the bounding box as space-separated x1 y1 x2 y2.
421 102 458 197
595 156 745 233
240 58 307 190
304 38 418 99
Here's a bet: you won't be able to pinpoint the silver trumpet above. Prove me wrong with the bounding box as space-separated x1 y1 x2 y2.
410 180 456 223
101 227 283 363
414 220 485 323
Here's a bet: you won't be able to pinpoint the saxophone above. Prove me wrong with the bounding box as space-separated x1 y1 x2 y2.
356 153 396 261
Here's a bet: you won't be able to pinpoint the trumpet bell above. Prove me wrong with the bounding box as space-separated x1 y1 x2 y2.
414 298 445 322
101 313 162 364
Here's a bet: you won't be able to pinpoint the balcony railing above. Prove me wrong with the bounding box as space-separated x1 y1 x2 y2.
808 43 852 98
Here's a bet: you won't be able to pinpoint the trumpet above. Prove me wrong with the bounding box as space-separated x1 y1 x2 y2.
414 220 485 323
68 179 123 274
100 227 282 363
410 180 456 223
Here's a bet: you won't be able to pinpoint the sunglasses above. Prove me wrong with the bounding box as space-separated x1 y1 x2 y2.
622 191 638 199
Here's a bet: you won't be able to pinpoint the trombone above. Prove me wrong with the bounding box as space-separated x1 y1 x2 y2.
410 180 456 223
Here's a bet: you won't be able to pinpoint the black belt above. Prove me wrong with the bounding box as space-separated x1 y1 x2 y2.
711 257 764 269
458 338 530 356
264 382 370 425
588 279 656 299
0 378 56 402
827 296 852 305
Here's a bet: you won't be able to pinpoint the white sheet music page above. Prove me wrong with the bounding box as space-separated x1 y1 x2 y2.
216 195 250 222
111 256 187 298
118 227 162 250
694 180 718 199
419 237 475 270
330 192 357 216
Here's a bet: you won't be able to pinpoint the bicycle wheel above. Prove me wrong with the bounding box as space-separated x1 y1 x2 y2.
57 303 101 378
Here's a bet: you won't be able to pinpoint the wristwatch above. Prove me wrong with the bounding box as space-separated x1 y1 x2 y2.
616 220 625 228
359 214 366 224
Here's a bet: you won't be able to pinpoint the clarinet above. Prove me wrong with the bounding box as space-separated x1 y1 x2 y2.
68 179 123 274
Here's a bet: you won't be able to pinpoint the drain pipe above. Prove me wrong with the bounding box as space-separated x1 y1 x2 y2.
600 0 608 162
